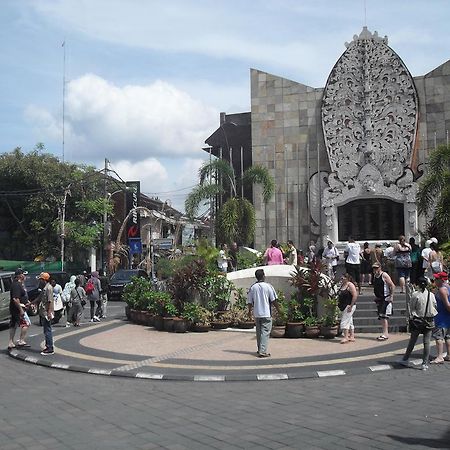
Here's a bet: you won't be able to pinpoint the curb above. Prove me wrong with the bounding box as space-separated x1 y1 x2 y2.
7 348 425 382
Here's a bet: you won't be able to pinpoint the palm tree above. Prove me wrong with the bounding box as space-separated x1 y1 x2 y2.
185 159 274 245
416 144 450 241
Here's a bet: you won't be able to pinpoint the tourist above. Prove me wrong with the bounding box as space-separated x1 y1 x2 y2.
62 275 76 327
383 242 396 283
50 278 64 325
322 240 339 278
393 235 412 294
430 272 450 364
345 237 362 294
286 240 298 265
264 239 284 265
409 237 421 285
429 242 444 274
86 271 102 322
307 241 316 264
247 268 279 357
421 239 432 279
338 273 358 344
98 269 109 318
360 242 372 285
7 268 30 350
37 272 55 355
372 262 395 341
228 242 238 272
217 243 229 273
400 276 437 371
70 278 86 327
370 242 383 269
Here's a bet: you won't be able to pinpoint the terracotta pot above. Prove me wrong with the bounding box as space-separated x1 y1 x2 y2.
153 315 164 331
271 325 286 338
304 325 321 339
235 321 255 329
172 318 188 333
320 325 339 339
163 317 174 332
193 324 210 332
286 322 304 338
211 321 232 330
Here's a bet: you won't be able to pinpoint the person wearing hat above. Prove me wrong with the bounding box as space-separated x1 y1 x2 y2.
36 272 55 355
372 262 395 341
400 277 437 370
421 239 432 278
430 272 450 364
7 268 30 350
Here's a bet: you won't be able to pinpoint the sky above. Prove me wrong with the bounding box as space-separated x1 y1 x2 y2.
1 0 449 212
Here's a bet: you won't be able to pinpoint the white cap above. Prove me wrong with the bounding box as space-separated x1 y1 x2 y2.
430 237 438 244
425 239 431 247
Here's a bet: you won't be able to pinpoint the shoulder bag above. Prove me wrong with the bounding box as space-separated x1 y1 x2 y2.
409 291 434 333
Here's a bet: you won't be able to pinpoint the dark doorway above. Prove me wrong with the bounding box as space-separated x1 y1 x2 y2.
338 198 404 241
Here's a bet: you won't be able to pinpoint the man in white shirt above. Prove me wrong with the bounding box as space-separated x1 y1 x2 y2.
247 269 279 358
421 240 432 279
217 244 229 273
345 237 362 294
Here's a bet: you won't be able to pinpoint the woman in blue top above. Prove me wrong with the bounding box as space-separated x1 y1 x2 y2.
431 272 450 364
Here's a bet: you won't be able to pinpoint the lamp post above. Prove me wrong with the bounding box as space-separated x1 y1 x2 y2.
60 186 71 272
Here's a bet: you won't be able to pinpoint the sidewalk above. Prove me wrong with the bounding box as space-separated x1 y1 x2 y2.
7 315 424 381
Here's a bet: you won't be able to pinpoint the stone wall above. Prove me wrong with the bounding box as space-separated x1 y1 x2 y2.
251 69 329 251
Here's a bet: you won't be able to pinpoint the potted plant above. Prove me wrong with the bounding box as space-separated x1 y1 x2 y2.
303 316 321 338
162 302 179 332
192 305 212 332
271 291 287 338
320 297 339 339
211 309 233 330
286 298 304 338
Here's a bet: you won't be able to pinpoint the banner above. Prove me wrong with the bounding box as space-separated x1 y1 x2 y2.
125 181 140 242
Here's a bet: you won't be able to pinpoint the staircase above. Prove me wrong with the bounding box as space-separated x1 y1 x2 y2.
352 284 408 333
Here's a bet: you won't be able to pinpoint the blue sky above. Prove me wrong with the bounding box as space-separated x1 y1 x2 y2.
1 0 449 211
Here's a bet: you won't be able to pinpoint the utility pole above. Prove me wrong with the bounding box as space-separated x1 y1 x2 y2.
103 158 109 272
60 186 71 271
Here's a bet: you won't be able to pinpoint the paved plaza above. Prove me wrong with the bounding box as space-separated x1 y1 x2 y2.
1 304 450 449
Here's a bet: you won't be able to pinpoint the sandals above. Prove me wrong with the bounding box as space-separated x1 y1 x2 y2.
340 339 350 344
16 342 31 348
377 335 389 341
430 358 445 364
444 356 450 362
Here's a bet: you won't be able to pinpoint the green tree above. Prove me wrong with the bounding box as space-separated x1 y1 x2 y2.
185 159 274 245
0 145 116 262
416 144 450 241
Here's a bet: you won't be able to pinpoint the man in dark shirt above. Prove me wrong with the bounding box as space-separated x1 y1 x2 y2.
8 268 30 350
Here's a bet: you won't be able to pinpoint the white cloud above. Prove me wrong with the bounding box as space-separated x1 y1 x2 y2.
26 74 218 163
112 158 168 191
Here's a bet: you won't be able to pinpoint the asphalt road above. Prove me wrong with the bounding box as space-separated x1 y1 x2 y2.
1 304 450 449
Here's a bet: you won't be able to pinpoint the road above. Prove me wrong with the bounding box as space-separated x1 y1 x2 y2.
1 305 449 449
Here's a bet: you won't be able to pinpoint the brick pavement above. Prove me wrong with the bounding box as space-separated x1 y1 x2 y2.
1 347 450 449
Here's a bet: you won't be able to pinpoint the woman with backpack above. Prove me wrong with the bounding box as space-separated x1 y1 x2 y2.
86 272 102 322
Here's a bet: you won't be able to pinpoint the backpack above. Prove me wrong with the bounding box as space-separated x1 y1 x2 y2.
85 279 95 295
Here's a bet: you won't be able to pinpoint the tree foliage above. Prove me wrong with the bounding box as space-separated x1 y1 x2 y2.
416 144 450 241
0 145 117 261
185 158 274 246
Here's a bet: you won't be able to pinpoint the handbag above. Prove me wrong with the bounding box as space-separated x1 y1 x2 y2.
395 252 412 268
409 291 435 332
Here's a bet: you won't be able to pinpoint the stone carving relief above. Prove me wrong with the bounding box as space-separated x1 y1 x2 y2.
320 27 419 240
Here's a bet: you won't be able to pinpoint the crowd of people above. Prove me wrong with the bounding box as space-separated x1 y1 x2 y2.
7 268 109 355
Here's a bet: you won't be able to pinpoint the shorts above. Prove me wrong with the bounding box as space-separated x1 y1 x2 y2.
346 263 361 283
396 267 410 279
340 305 356 330
432 327 450 341
375 298 392 320
9 313 20 328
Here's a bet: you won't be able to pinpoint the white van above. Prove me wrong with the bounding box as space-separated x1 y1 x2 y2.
0 271 15 323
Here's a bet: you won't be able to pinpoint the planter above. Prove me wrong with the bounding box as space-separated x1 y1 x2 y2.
304 325 321 339
142 312 155 327
125 305 131 320
129 309 138 323
163 317 174 332
320 325 339 339
271 325 286 338
153 315 164 331
136 310 146 325
172 318 189 333
234 321 255 329
211 321 232 330
193 324 211 332
286 322 304 338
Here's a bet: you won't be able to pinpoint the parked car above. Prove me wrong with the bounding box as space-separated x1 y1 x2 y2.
108 269 148 301
24 272 69 304
0 271 15 324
